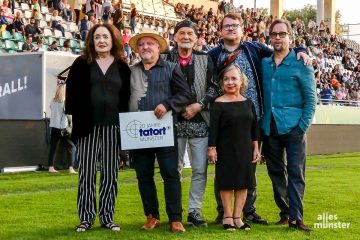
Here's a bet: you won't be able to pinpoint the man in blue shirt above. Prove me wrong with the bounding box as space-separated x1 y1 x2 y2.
320 83 333 105
208 12 309 226
261 19 316 232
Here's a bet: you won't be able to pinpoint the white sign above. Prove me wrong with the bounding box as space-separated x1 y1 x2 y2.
119 111 174 150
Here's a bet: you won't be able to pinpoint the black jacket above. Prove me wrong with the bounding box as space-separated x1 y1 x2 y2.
65 56 131 143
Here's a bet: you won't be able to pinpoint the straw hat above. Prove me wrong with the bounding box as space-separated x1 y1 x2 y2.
129 28 168 53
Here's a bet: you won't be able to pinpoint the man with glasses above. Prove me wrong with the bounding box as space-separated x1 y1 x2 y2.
208 13 309 226
261 19 316 232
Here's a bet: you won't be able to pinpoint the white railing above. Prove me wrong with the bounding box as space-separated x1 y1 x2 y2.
318 98 360 107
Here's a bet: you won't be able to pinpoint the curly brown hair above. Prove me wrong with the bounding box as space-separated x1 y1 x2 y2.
83 23 125 64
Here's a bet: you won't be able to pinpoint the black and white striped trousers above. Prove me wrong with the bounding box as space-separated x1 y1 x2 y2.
76 125 120 225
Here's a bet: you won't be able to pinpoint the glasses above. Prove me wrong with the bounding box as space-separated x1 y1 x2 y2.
269 32 289 39
222 24 240 31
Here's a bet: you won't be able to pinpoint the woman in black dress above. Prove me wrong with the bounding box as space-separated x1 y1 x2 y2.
208 64 261 230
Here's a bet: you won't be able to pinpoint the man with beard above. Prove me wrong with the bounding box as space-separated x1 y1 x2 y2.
208 13 309 226
128 30 192 233
162 19 218 227
261 19 316 232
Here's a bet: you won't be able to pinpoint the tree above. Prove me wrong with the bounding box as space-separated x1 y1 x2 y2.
283 4 316 26
335 10 343 36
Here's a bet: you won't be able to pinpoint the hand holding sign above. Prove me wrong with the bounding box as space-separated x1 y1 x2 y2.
119 111 174 150
154 104 167 119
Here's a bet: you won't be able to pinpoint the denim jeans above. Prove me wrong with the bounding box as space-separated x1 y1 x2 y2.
124 44 132 61
133 144 182 222
263 126 307 221
130 16 136 33
81 30 88 41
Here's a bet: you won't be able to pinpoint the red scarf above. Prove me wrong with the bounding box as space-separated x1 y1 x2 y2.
179 55 191 67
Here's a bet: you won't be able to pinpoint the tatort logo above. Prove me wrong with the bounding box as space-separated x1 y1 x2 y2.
139 127 166 137
124 120 170 142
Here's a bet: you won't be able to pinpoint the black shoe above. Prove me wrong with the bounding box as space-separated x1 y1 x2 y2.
244 212 269 225
238 223 251 231
275 216 289 225
223 217 236 231
234 217 251 231
187 210 208 227
289 220 312 232
214 212 224 224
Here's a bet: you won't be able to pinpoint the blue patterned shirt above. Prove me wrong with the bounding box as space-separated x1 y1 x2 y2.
218 48 261 120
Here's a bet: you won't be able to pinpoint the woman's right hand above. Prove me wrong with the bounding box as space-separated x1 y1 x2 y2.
207 147 217 164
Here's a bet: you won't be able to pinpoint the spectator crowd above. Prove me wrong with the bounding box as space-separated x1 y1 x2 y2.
1 0 359 104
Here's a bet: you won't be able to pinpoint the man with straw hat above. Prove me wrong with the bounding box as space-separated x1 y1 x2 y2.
128 29 192 233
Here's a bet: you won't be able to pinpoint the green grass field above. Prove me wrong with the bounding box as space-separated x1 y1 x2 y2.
0 153 359 240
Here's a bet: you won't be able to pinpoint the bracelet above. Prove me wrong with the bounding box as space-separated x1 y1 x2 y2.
198 101 205 109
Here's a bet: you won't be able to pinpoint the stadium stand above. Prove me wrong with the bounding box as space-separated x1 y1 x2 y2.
0 0 359 105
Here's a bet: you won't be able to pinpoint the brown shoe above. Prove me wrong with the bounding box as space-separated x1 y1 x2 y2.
169 221 186 233
275 216 289 225
289 220 312 232
141 214 160 230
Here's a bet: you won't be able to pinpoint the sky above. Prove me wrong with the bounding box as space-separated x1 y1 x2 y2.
231 0 360 24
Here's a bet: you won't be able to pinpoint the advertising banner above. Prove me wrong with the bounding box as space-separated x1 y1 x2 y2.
119 111 174 150
0 53 43 119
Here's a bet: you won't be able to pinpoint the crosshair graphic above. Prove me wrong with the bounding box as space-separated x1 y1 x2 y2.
124 120 143 138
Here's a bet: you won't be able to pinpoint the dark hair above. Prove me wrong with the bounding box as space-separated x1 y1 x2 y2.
63 39 70 48
220 13 243 30
269 19 292 35
83 23 125 64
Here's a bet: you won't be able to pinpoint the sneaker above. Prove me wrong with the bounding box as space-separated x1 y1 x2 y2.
244 212 269 225
214 211 224 224
187 210 207 227
169 221 186 233
141 214 160 230
289 220 312 232
69 167 77 174
48 166 59 173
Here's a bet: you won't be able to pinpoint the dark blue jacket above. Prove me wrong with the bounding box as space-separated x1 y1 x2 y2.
208 41 273 117
208 41 305 117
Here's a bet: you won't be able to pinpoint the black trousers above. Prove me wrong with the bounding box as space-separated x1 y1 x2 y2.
48 127 76 167
133 144 183 222
76 125 120 225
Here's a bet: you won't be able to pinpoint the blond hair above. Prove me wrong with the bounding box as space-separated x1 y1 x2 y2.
53 84 66 102
219 64 248 94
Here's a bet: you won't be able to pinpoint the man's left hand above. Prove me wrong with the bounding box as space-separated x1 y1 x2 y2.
182 103 202 120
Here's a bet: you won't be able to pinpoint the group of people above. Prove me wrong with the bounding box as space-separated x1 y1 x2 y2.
171 1 360 106
56 12 316 234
